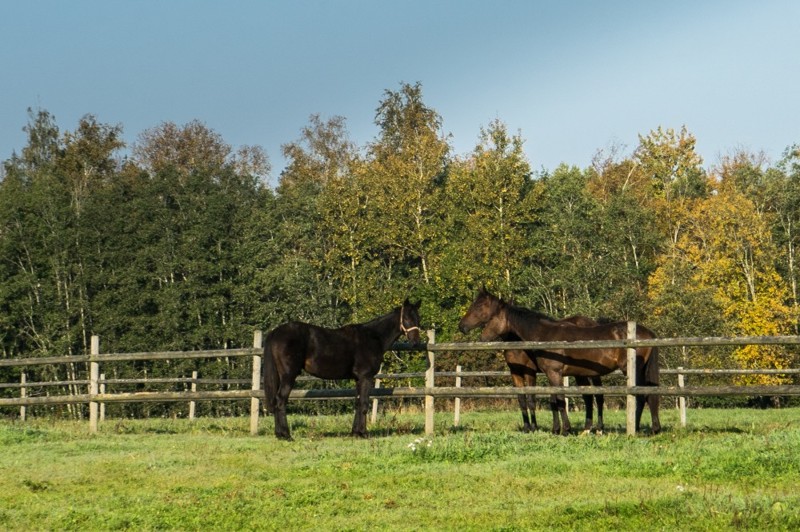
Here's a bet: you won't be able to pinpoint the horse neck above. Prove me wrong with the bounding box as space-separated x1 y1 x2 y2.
503 305 542 340
362 308 402 351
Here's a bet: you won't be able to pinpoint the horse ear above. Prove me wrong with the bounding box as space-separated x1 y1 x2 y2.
404 298 421 310
480 284 487 295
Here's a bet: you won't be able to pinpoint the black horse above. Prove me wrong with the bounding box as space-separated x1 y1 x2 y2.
263 299 422 440
459 288 660 435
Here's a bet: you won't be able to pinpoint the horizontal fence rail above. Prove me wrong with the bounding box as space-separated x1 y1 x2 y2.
2 328 799 434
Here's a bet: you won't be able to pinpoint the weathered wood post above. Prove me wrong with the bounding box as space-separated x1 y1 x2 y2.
678 366 687 427
371 373 382 424
453 364 462 427
20 372 26 421
563 376 570 412
425 329 435 436
89 335 100 434
99 373 106 422
625 321 637 436
189 371 198 420
250 330 263 436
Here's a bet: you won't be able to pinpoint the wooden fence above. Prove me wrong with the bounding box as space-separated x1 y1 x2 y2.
2 326 800 435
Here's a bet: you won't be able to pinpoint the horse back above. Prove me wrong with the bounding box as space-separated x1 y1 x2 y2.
266 321 382 380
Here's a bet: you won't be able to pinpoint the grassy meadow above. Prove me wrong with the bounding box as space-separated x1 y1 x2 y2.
1 406 799 531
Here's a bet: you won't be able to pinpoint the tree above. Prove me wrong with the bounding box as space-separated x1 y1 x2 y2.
672 187 795 383
763 147 800 329
440 120 534 334
251 115 355 327
633 126 707 249
365 81 450 312
121 120 266 350
523 164 602 316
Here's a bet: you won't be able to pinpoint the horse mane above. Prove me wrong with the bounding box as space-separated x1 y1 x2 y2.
501 299 556 322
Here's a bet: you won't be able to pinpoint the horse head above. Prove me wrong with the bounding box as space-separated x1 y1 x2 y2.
458 286 505 335
400 298 422 344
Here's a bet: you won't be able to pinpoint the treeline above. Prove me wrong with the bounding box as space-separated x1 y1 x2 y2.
2 82 800 392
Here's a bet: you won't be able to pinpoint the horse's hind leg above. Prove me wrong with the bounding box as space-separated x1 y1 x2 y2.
274 378 295 441
635 394 647 433
648 394 661 434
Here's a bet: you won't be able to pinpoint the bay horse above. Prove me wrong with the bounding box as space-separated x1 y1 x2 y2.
502 314 605 434
263 299 422 440
459 288 660 435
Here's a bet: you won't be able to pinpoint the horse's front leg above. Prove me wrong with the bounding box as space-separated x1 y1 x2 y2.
592 377 605 434
524 372 538 432
511 371 536 433
575 376 593 434
351 376 374 438
543 368 569 435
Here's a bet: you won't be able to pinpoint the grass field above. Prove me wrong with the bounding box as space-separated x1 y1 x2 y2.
1 406 799 531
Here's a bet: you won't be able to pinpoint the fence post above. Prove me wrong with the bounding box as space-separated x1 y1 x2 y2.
425 329 435 436
626 321 637 435
371 373 381 424
20 372 26 421
89 335 100 434
99 373 106 422
678 366 687 427
250 330 263 436
454 364 462 427
189 371 197 420
563 376 570 412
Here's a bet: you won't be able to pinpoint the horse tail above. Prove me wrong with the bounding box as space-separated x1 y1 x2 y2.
262 335 279 415
643 346 660 386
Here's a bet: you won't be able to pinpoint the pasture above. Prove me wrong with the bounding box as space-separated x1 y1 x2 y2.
1 407 799 530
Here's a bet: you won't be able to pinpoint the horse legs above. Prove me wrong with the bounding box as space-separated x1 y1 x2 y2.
524 372 538 432
592 376 604 434
648 394 661 434
351 376 374 438
574 376 593 434
634 368 661 434
511 372 537 432
544 370 570 435
635 393 662 434
273 375 297 441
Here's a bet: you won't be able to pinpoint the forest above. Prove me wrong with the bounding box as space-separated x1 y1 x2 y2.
2 82 800 393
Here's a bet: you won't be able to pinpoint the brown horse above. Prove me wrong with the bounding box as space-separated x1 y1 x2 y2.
459 288 660 435
263 299 422 440
502 313 605 434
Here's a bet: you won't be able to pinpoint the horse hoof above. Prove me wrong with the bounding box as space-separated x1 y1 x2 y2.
580 429 591 436
276 434 293 441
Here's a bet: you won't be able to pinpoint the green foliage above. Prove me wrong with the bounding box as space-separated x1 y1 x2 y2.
2 88 800 394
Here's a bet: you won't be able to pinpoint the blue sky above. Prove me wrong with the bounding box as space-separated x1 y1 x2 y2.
2 1 798 181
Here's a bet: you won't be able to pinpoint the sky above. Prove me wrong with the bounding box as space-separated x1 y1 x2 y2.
2 1 799 182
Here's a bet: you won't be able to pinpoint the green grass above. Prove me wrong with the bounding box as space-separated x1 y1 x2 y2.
1 407 799 530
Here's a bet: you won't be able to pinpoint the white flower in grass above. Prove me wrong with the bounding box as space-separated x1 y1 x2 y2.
407 437 432 452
